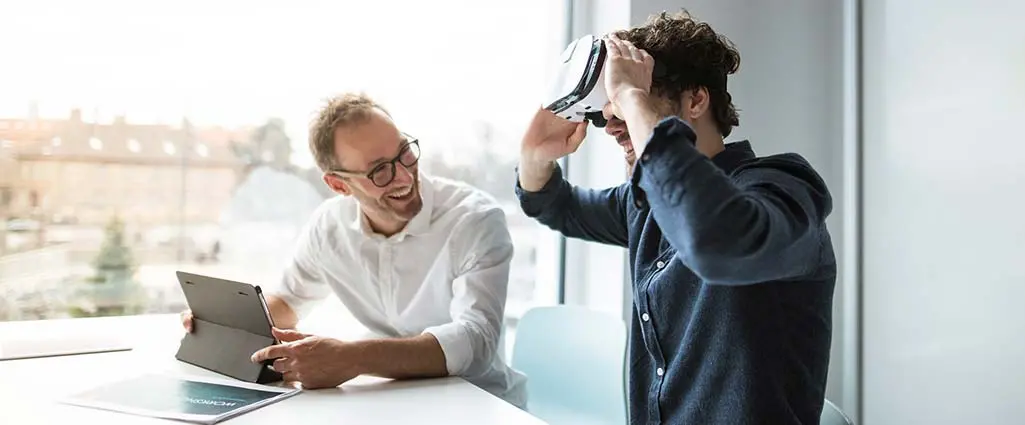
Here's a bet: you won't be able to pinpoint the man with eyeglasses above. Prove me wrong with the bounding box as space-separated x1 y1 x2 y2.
181 92 528 408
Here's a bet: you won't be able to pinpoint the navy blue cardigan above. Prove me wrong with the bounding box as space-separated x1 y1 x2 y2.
516 117 836 424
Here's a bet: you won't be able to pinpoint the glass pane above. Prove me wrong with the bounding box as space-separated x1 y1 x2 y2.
0 0 567 341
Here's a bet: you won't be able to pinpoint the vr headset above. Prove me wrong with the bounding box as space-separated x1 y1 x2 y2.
545 34 674 128
544 34 611 127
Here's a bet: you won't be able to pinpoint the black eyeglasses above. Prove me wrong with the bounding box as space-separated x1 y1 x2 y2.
329 136 420 187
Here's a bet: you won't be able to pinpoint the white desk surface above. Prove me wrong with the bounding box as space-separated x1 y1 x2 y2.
0 316 546 425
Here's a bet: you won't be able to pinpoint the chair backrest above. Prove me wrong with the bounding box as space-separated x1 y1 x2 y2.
511 305 627 425
821 399 854 425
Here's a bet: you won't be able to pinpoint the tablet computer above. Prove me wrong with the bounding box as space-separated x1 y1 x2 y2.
174 271 283 383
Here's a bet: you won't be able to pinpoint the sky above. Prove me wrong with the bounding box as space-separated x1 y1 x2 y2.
0 0 567 167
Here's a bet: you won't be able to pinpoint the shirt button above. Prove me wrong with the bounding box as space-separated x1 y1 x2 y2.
656 261 666 269
642 313 650 322
656 367 665 377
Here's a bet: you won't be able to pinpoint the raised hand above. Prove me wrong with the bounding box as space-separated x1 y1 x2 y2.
602 33 655 121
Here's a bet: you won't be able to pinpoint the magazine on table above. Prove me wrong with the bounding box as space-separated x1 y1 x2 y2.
59 373 301 424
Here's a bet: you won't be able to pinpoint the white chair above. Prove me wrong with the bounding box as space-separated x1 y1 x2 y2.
511 305 628 425
821 399 854 425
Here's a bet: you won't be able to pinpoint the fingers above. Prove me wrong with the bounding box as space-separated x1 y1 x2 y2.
606 33 648 63
269 355 300 384
569 122 588 149
640 49 653 66
251 343 293 363
272 357 292 373
620 38 643 62
533 106 561 123
631 44 647 62
622 40 644 62
532 106 581 130
604 35 623 58
272 327 307 343
180 310 193 333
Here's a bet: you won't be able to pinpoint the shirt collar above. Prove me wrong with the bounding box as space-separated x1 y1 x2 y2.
710 140 756 174
403 173 433 237
348 172 434 240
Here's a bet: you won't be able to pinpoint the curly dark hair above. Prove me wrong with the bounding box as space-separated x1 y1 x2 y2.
617 10 741 136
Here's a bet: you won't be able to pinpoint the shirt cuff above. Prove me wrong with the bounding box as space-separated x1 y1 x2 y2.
514 162 566 217
629 116 701 208
422 323 473 375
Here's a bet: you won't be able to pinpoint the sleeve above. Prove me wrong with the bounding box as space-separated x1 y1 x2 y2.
422 209 514 376
631 116 832 285
514 163 630 248
262 216 332 319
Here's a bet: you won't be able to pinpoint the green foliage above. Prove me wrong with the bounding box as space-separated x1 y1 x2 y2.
90 215 135 278
67 305 138 318
68 215 146 318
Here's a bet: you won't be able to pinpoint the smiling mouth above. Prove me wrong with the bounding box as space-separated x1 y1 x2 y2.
386 186 414 201
617 136 635 160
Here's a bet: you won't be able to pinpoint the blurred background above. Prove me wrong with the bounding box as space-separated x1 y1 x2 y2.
2 0 1024 424
0 0 566 324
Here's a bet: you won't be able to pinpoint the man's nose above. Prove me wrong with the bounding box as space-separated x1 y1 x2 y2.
393 162 415 185
602 102 616 120
605 117 626 137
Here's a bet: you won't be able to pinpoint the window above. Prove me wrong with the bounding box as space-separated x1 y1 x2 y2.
0 0 569 348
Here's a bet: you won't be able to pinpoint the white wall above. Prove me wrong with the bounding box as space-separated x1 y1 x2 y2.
861 1 1025 424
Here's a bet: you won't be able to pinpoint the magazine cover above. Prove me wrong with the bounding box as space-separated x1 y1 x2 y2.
60 374 301 424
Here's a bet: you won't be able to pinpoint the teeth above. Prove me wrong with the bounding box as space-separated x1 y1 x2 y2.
388 187 412 199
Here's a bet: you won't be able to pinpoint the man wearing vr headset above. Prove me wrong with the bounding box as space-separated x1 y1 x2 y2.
182 93 528 408
517 10 835 425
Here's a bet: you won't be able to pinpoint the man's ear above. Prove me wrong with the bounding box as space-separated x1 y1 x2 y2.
322 173 352 196
682 87 711 121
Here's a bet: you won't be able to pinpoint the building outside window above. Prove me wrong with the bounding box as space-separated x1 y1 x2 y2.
0 0 569 348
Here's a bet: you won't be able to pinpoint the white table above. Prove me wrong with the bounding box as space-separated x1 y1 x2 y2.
0 315 546 424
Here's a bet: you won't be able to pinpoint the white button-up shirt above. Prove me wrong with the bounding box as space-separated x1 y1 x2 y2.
265 173 527 408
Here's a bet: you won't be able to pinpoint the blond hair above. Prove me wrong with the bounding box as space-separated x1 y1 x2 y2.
309 92 390 171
